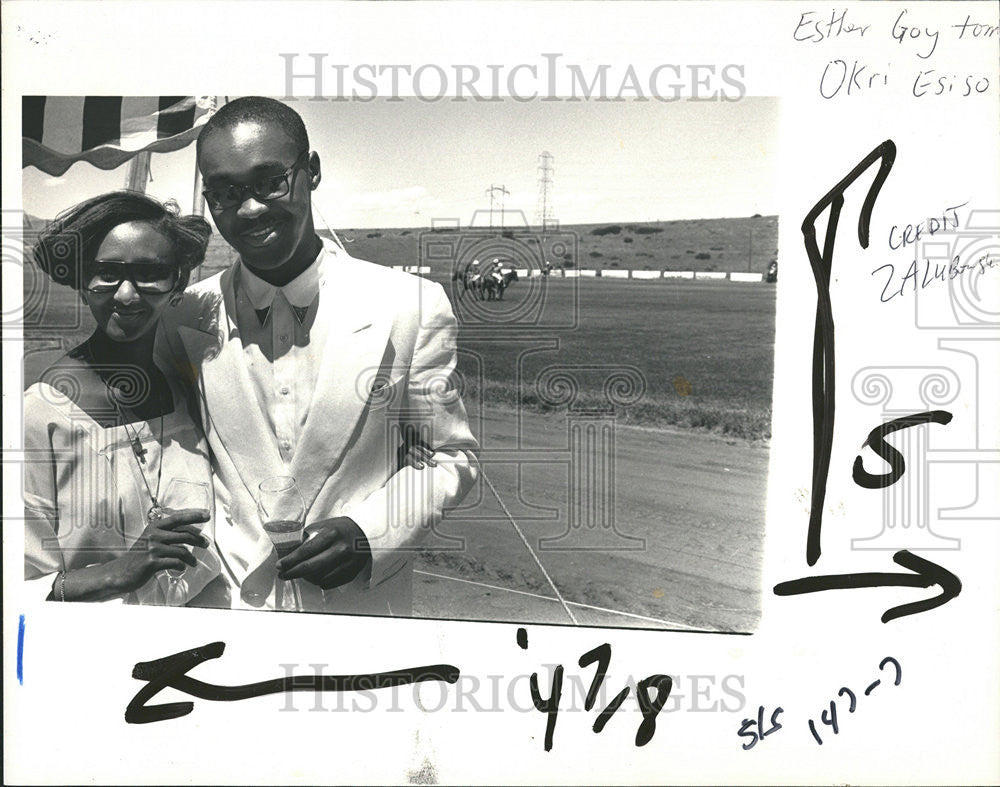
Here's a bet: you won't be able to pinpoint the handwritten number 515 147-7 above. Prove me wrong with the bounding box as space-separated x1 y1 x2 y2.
738 657 901 750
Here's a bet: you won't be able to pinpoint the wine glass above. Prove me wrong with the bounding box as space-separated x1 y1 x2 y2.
160 478 211 581
256 475 306 612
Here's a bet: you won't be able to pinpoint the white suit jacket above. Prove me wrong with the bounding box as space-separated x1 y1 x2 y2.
157 240 479 615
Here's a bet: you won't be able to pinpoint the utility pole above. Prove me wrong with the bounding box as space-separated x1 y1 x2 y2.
188 97 220 285
536 151 556 239
191 96 219 218
486 184 509 229
748 227 753 272
124 150 151 193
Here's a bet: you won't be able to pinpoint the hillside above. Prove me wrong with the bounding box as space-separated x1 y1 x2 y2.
198 215 778 277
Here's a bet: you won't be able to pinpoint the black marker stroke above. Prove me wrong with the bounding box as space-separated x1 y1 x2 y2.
126 642 460 724
530 665 564 752
578 643 612 712
773 549 960 623
634 674 673 747
853 410 953 488
801 139 896 565
592 687 630 734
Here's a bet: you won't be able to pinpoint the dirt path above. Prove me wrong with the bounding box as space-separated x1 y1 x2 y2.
414 406 769 632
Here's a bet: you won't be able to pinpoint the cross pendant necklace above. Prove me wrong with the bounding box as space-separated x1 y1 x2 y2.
129 434 148 464
109 388 165 522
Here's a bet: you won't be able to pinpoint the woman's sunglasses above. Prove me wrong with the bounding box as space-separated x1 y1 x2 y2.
84 260 178 294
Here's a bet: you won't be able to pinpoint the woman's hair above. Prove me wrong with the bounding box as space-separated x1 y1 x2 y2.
32 191 212 292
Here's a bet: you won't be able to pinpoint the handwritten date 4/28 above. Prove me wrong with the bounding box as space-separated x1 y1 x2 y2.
520 629 672 752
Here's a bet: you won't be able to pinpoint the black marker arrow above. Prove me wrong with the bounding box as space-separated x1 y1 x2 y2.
800 139 896 567
773 549 961 623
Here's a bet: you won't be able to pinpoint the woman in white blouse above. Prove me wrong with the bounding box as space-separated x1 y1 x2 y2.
24 191 223 606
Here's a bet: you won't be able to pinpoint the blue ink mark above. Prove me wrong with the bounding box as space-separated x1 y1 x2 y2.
17 614 26 684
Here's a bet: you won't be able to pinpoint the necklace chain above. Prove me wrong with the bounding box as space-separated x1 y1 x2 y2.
109 383 166 522
80 340 169 522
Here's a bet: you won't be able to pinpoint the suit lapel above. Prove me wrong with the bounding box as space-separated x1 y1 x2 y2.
178 268 286 493
291 254 393 513
178 250 397 526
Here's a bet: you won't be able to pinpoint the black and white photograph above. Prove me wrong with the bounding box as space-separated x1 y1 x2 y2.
20 95 777 630
4 2 998 784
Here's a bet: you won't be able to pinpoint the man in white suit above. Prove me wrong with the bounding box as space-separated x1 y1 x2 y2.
159 97 478 615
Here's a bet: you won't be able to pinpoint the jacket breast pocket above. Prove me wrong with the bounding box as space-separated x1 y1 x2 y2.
365 374 406 410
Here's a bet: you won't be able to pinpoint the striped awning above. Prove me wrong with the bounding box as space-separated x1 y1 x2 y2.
22 96 215 176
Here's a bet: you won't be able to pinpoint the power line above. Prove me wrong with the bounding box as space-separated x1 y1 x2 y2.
536 151 556 236
485 183 509 229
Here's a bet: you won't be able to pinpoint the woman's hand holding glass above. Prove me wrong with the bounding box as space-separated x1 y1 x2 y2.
159 479 212 581
113 509 209 595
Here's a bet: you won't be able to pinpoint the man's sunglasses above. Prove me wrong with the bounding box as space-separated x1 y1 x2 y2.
202 150 310 211
84 260 179 294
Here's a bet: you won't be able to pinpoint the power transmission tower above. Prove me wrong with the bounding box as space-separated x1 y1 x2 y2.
486 184 509 229
536 151 556 237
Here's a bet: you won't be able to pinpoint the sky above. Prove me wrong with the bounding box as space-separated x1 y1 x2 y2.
22 97 779 230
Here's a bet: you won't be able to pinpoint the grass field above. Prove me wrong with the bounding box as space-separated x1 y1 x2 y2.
447 278 775 439
23 215 777 440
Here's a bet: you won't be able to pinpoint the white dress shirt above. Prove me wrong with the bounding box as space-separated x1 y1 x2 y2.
234 246 330 465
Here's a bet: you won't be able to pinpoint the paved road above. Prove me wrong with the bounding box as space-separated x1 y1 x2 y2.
414 406 769 632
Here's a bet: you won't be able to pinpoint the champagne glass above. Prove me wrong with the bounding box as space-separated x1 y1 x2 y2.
256 475 306 612
160 478 211 581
